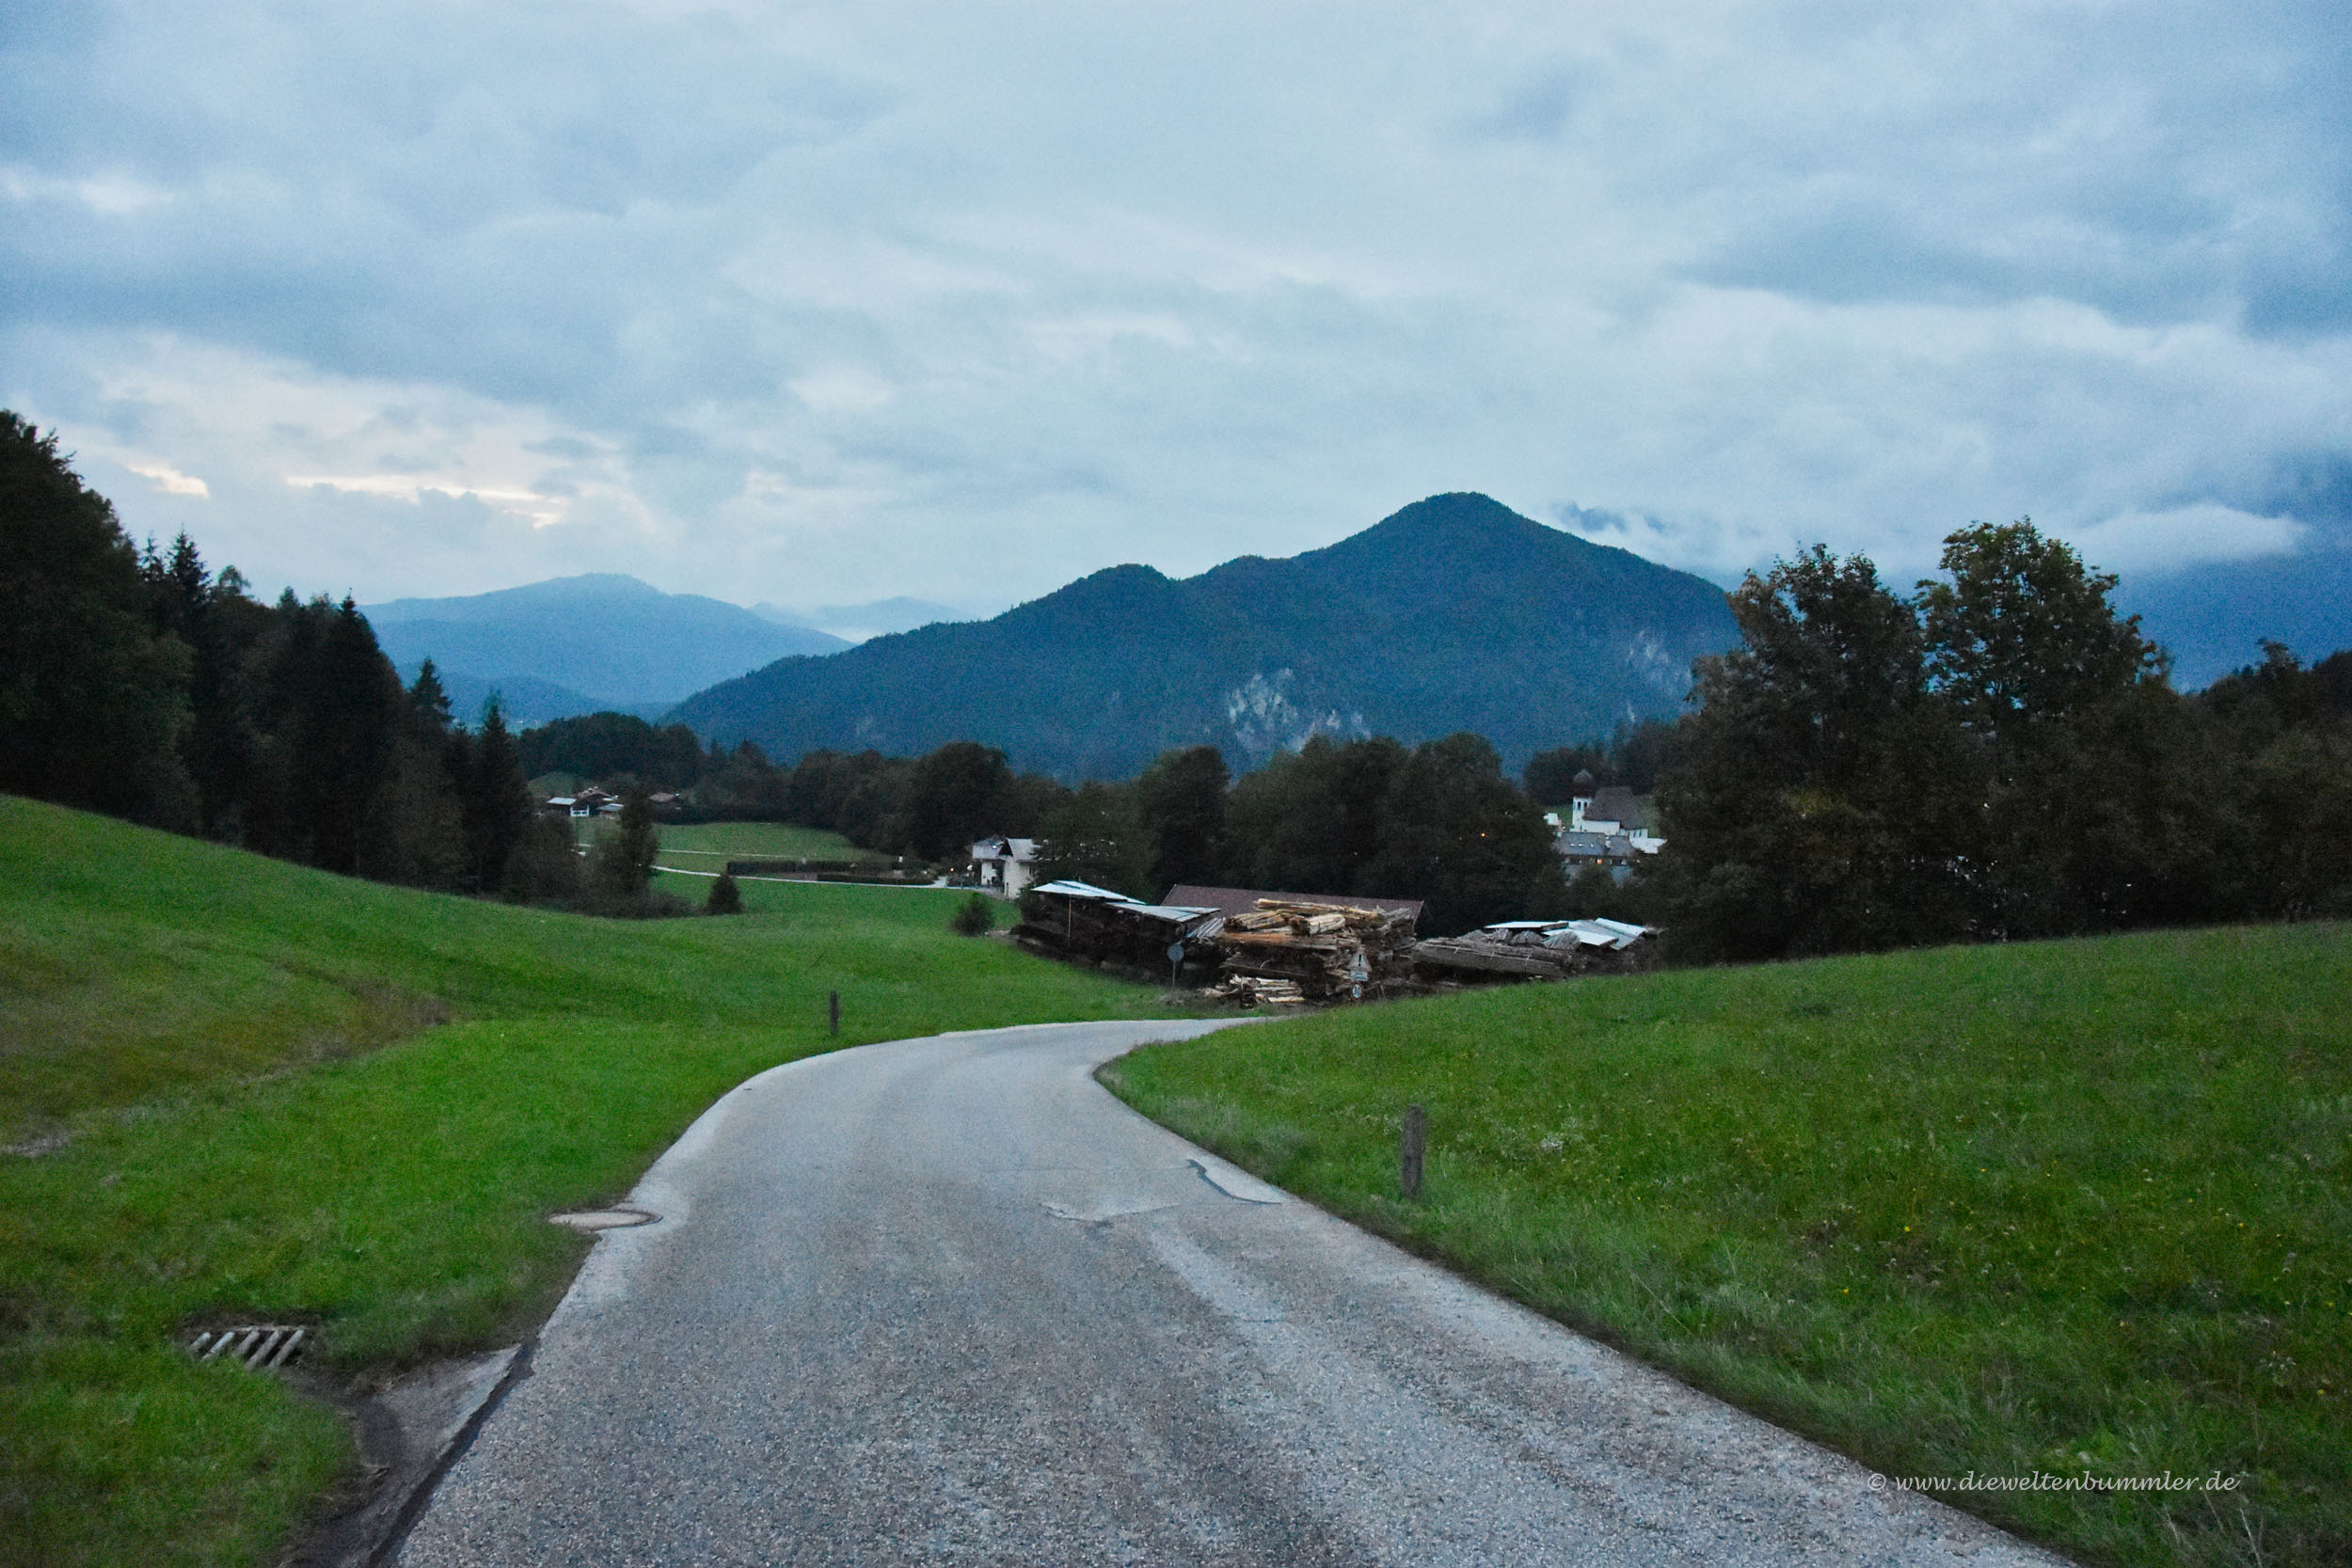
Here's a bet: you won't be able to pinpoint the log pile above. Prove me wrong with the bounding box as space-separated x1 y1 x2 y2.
1202 899 1420 1005
1010 881 1218 972
1205 974 1308 1006
1408 918 1659 983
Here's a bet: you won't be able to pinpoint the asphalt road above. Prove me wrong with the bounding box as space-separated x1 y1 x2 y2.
398 1020 2064 1567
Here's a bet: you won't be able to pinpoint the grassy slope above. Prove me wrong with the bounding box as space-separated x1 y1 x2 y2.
1106 926 2352 1568
0 795 1182 1568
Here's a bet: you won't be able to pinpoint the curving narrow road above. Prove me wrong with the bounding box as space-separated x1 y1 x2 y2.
398 1020 2061 1566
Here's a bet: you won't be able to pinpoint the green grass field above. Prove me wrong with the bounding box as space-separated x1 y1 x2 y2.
0 795 1182 1567
1106 926 2352 1568
635 818 893 872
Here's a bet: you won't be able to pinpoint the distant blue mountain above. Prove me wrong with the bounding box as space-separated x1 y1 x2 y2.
674 493 1740 780
363 574 850 716
412 668 674 731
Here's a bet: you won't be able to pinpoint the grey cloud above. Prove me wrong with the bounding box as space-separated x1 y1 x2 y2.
7 0 2350 627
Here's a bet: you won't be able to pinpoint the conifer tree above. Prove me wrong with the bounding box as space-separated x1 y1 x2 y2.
0 413 196 826
460 702 532 891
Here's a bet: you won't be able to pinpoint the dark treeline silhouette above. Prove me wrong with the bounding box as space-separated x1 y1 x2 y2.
1649 523 2352 963
18 416 2341 954
4 414 551 900
516 711 707 793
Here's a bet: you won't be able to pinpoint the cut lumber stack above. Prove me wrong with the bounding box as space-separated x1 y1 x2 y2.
1203 899 1419 1005
1010 881 1219 971
1408 918 1659 983
1201 974 1307 1006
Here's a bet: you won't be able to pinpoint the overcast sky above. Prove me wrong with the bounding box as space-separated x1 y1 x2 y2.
6 1 2348 673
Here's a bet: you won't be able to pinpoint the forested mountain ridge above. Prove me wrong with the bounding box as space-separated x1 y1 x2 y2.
365 574 850 718
672 494 1739 779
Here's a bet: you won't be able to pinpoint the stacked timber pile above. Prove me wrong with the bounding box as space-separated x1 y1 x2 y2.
1011 880 1220 972
1409 917 1658 983
1203 899 1419 1005
1207 974 1308 1007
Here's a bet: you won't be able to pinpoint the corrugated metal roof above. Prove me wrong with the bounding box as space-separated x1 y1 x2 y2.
1477 916 1657 951
1031 879 1138 902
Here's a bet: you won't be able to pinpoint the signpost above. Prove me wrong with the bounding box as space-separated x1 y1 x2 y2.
1166 941 1185 990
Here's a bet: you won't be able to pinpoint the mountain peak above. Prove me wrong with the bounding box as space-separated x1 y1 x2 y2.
675 492 1738 778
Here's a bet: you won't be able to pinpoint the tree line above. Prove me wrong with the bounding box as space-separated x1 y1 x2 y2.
1650 523 2352 962
15 413 2342 954
2 414 597 907
530 705 1578 935
494 523 2352 951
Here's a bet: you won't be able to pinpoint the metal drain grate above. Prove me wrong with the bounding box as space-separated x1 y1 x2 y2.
187 1324 308 1370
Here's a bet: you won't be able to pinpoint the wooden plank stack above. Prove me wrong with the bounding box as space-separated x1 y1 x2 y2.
1408 919 1658 983
1202 899 1420 1005
1010 890 1215 971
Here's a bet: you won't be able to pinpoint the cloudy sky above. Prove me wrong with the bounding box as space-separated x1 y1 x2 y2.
6 0 2348 677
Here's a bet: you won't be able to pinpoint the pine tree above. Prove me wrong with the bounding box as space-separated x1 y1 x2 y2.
462 702 532 892
299 596 399 874
0 412 196 826
588 788 660 904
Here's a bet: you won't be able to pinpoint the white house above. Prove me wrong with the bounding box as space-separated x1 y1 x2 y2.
967 835 1039 899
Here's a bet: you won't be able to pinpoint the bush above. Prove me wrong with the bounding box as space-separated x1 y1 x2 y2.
950 892 996 936
706 871 744 915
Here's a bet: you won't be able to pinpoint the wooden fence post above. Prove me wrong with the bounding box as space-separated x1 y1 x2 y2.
1400 1103 1427 1199
829 990 840 1037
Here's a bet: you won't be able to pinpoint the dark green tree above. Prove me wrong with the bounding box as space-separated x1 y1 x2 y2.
0 414 196 827
696 738 791 819
898 740 1014 862
1221 736 1404 893
298 596 401 874
1135 745 1228 893
1523 744 1608 806
1030 782 1152 899
587 787 660 902
1364 733 1565 934
516 711 706 789
359 654 467 888
1604 717 1687 793
706 868 744 915
1919 520 2190 936
408 660 454 731
460 702 532 891
503 812 583 904
2199 641 2352 919
140 536 269 840
1658 546 1973 962
779 748 912 847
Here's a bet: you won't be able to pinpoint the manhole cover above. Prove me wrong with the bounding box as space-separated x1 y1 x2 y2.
187 1324 307 1370
548 1208 658 1231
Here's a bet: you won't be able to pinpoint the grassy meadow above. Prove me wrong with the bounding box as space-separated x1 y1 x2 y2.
1106 925 2352 1568
0 795 1178 1567
630 817 895 874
